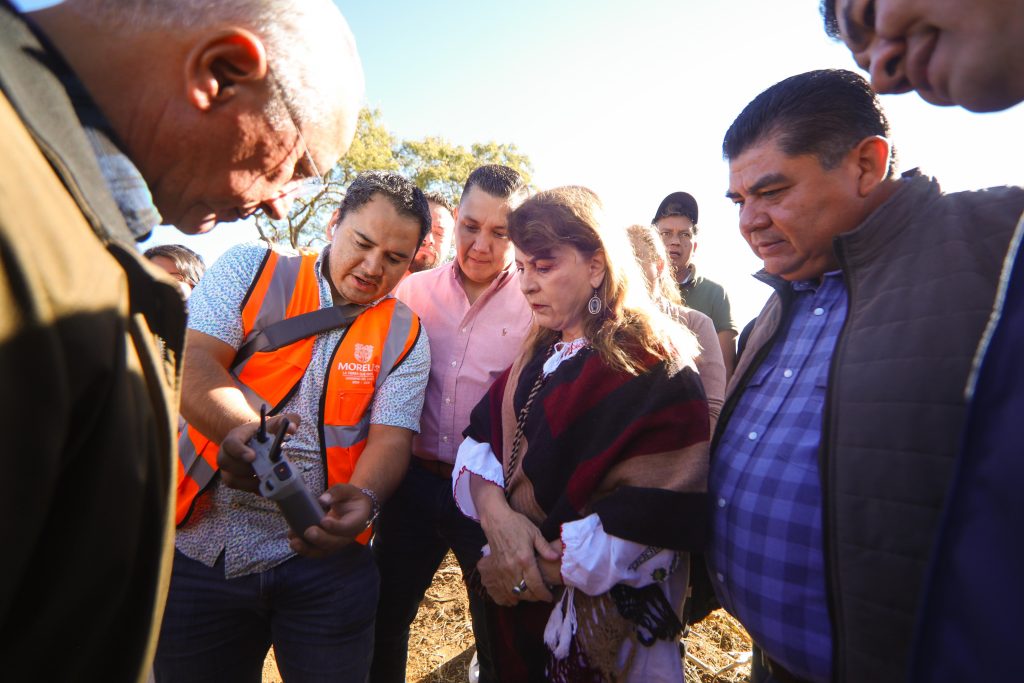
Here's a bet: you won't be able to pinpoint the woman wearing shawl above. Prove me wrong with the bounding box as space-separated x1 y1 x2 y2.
452 187 710 682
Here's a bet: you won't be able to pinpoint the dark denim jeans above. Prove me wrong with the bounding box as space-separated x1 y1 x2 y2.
370 459 495 683
155 545 378 683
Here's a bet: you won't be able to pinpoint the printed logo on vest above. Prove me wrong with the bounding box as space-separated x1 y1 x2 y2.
337 344 380 387
354 343 374 364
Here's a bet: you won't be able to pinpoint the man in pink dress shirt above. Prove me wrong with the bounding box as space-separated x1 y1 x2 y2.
370 165 532 683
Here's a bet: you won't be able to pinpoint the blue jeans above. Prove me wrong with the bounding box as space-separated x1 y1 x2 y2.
370 459 495 683
155 545 378 683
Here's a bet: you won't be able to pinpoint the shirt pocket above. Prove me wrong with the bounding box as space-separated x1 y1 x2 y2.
778 368 830 472
804 366 831 427
324 386 375 427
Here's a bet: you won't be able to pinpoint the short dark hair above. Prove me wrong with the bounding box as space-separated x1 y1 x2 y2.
461 164 528 205
143 244 205 286
423 190 454 215
820 0 840 38
334 171 431 244
723 69 894 178
652 191 699 234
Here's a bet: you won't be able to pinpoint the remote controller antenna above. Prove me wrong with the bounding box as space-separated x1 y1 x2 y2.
257 404 268 442
269 417 289 463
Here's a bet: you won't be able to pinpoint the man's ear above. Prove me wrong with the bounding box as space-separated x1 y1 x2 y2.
325 208 341 243
589 249 608 289
185 28 268 111
852 135 892 197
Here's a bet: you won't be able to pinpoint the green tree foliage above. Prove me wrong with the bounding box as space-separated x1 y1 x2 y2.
397 138 533 206
337 107 400 185
255 107 533 249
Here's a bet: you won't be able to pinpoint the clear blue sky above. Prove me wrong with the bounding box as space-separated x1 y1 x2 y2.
144 0 1022 324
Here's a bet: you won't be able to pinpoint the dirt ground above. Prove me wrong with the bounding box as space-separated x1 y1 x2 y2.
262 553 751 683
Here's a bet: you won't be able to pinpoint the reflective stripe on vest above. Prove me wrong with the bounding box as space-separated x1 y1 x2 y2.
175 248 420 534
321 298 418 454
319 298 419 544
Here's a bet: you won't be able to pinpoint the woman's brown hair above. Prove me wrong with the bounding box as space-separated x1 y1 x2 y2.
508 186 697 375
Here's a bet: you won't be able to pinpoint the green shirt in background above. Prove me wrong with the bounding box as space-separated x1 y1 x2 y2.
679 266 737 334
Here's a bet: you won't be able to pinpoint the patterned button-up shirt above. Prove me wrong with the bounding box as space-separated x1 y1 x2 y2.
177 242 430 578
709 271 847 683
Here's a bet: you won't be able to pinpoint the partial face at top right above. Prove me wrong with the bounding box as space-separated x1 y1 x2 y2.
831 0 1024 112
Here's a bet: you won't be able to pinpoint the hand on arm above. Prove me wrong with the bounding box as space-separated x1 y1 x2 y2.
473 474 560 605
288 423 413 558
536 539 564 588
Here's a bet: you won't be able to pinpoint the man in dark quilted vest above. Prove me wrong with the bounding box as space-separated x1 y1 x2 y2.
708 68 1024 683
821 1 1024 680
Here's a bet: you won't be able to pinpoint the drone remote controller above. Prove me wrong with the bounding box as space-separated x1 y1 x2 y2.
249 405 325 536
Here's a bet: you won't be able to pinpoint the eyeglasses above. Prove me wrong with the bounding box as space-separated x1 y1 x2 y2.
267 69 326 203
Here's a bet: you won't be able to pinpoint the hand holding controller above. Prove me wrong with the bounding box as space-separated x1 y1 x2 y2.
249 405 325 536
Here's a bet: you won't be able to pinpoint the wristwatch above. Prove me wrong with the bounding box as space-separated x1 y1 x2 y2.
360 487 380 530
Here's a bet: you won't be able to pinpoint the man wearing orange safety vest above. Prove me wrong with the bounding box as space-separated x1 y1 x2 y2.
156 171 432 683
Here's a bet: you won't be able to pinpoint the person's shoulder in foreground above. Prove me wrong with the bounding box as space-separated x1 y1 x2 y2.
817 1 1024 680
1 0 365 679
0 4 186 681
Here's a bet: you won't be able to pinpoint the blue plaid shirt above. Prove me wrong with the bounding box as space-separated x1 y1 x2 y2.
709 271 847 683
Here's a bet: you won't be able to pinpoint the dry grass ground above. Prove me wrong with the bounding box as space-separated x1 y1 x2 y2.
262 553 751 683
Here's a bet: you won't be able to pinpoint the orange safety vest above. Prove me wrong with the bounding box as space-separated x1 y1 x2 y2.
176 247 421 542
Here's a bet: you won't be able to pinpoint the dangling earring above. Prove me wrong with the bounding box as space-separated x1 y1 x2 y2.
587 288 603 315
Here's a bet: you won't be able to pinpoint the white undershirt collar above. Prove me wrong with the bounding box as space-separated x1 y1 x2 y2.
542 337 589 376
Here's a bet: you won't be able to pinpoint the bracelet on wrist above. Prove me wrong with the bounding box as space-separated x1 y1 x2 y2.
360 487 380 530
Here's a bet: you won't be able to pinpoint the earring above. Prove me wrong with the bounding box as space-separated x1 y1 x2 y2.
587 288 603 315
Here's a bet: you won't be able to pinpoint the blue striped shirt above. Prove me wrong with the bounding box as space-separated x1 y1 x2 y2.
709 272 847 683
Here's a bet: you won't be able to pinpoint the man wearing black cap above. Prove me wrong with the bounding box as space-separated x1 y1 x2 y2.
654 191 738 377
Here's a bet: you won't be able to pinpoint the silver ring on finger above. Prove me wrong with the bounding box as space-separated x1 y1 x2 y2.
510 578 528 595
